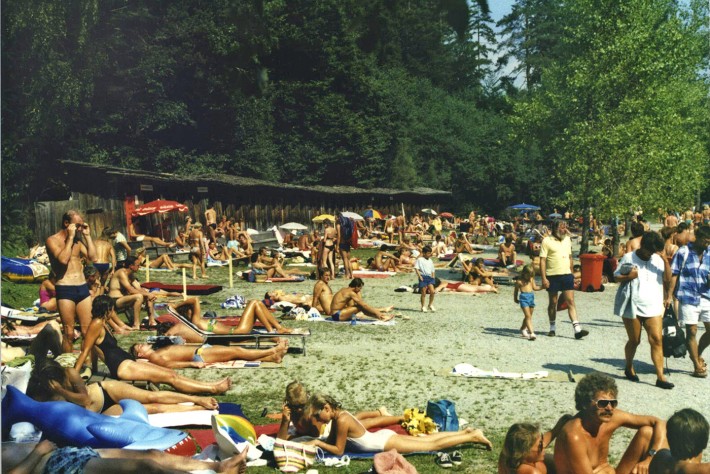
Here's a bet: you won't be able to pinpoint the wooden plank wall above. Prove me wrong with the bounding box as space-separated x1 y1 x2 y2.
33 195 127 242
35 193 445 240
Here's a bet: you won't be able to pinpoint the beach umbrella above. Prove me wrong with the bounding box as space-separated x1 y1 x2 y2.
132 199 188 217
246 228 259 235
280 222 308 231
363 209 382 219
312 214 335 223
507 203 541 211
439 212 454 219
421 208 437 215
549 213 563 219
341 211 364 221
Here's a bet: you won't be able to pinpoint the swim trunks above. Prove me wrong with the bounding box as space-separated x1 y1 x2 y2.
193 343 213 362
339 242 351 252
546 274 574 293
55 284 91 304
209 223 217 229
331 311 341 322
418 276 436 289
93 262 112 274
43 446 100 474
519 291 535 308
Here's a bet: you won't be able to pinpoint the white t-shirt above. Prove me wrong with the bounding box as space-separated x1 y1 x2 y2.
616 252 665 317
415 257 435 277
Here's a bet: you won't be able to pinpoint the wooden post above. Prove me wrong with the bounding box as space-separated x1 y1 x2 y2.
228 257 233 288
145 254 150 282
182 268 187 300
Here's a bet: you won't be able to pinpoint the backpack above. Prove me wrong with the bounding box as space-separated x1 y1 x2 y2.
426 399 459 432
662 305 687 358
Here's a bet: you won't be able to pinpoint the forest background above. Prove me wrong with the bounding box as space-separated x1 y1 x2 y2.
2 0 709 252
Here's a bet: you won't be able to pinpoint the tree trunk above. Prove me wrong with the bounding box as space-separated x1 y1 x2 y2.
579 208 590 255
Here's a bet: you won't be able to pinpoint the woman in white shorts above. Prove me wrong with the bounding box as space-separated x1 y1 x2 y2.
614 231 673 389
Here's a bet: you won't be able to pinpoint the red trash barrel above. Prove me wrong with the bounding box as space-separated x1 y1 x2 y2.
580 253 605 292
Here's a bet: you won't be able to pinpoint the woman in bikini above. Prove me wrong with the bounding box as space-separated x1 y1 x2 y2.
129 338 288 368
188 223 207 279
27 359 218 415
74 296 231 395
304 394 492 455
39 273 58 312
165 297 294 343
320 220 337 279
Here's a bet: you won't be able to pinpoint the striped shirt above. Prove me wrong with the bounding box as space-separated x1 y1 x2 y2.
671 243 710 305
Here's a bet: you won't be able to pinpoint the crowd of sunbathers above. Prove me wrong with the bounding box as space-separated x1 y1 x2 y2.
5 207 710 472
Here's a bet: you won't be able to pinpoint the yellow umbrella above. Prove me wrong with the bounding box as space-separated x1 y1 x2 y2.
312 214 335 223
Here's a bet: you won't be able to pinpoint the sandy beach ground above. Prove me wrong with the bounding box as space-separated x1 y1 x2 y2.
117 238 709 471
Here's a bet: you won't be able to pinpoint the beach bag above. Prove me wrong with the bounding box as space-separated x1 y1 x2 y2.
273 439 316 473
426 399 459 432
662 306 687 358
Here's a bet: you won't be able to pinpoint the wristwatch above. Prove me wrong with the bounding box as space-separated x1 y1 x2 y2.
647 448 657 458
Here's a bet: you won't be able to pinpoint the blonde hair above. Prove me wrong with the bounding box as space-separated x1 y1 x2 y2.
285 380 308 406
306 393 342 421
500 422 540 470
519 264 534 283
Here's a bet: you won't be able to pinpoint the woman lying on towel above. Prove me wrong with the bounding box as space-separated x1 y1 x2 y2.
74 296 231 395
27 359 219 415
278 381 402 441
168 297 295 338
130 337 288 367
134 248 191 271
303 394 492 455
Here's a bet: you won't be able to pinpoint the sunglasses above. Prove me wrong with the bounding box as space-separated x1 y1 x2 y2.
594 399 618 409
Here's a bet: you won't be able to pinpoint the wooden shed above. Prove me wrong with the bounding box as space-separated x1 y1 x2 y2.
34 161 452 240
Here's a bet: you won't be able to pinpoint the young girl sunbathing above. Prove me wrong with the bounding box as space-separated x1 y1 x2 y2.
303 394 493 455
74 296 231 395
277 381 402 440
130 338 288 368
498 416 571 474
27 359 218 415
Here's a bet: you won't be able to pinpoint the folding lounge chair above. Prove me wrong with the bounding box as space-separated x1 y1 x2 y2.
165 307 310 355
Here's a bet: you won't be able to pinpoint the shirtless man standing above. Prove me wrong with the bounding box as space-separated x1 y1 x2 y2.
554 372 667 474
329 278 394 322
108 256 157 329
312 268 334 314
205 203 217 243
45 210 97 353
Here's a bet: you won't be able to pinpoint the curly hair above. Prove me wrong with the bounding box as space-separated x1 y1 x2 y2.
575 372 618 411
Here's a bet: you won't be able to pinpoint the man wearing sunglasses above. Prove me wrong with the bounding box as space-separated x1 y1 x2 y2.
554 372 667 474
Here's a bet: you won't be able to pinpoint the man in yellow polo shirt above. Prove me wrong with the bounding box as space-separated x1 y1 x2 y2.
540 220 589 339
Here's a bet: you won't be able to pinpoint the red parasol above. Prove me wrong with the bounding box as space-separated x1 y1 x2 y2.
132 200 188 217
439 212 454 219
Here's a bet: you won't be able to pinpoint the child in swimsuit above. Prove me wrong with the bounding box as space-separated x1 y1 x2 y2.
514 264 541 340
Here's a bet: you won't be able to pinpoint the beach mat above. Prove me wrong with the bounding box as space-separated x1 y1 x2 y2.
352 270 397 279
323 317 396 326
142 282 223 295
436 365 575 382
203 360 283 369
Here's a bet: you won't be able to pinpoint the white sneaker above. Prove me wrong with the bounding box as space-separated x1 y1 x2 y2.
421 306 428 313
428 305 436 312
521 329 530 339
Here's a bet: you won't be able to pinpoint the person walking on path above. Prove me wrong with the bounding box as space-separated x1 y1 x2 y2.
540 220 588 339
666 224 710 379
414 246 436 312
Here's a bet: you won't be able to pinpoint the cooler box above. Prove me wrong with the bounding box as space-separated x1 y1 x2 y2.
580 253 605 292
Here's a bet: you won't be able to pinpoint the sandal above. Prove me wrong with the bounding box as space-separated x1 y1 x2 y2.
692 368 708 378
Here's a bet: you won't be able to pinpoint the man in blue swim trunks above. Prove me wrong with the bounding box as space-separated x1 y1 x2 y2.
46 210 97 353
